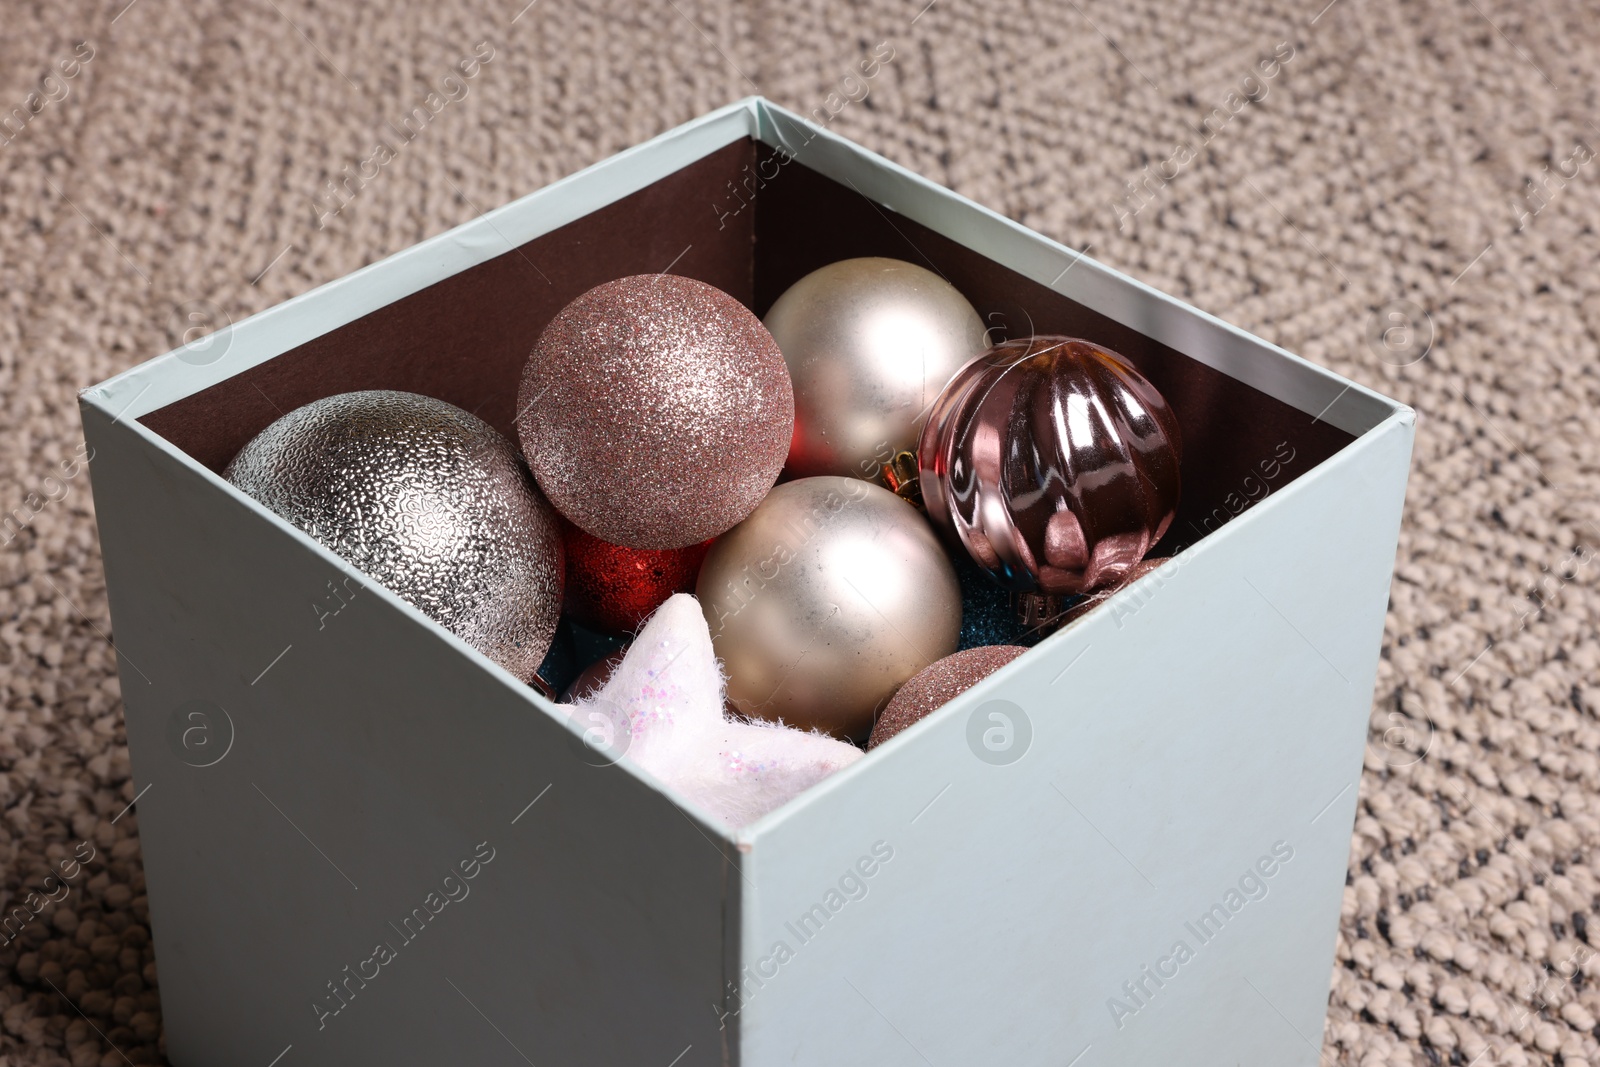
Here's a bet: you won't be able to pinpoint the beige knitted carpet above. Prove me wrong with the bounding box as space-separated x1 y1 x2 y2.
3 0 1598 1063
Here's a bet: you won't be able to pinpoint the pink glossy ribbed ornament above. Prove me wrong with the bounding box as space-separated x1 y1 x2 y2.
918 336 1181 597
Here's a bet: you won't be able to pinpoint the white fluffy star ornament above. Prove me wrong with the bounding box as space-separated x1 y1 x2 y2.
564 594 863 828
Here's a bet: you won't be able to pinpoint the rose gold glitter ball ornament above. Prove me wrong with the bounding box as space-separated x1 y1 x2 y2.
763 257 989 490
868 645 1028 749
697 476 961 740
1059 556 1171 626
920 336 1181 604
518 275 794 550
225 390 564 682
561 648 627 703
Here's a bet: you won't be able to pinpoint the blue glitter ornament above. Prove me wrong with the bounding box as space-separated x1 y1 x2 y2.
955 555 1034 649
534 620 581 696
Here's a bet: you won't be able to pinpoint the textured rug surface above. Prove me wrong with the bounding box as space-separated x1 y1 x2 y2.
3 0 1599 1063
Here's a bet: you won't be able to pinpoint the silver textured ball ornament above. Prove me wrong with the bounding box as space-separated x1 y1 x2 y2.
518 274 794 550
697 476 962 740
225 390 564 682
764 257 989 486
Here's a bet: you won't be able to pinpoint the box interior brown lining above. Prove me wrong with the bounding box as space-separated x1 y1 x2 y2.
140 137 1355 559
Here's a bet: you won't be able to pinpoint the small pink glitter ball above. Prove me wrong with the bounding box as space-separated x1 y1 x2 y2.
518 275 794 549
868 645 1029 749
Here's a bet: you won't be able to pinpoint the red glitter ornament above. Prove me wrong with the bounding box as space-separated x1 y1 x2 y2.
562 519 711 635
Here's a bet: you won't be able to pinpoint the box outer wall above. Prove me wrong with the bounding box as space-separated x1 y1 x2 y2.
79 108 766 1067
79 99 1413 1066
735 102 1412 1067
79 407 746 1067
736 413 1412 1066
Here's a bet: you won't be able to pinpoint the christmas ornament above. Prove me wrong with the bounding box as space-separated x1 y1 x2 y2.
562 648 626 703
534 621 580 697
697 476 962 740
567 619 628 672
920 335 1181 607
561 519 710 635
567 594 862 828
517 274 793 549
1058 557 1170 627
868 645 1029 749
954 554 1034 650
226 390 564 680
763 257 988 489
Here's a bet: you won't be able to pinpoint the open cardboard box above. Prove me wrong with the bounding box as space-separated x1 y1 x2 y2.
80 99 1413 1066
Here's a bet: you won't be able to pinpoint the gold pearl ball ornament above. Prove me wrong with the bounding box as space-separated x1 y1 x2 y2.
697 476 962 740
764 257 989 491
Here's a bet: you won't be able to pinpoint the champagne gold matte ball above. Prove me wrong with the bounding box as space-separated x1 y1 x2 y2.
697 476 962 740
518 274 793 549
225 390 564 682
764 257 989 482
